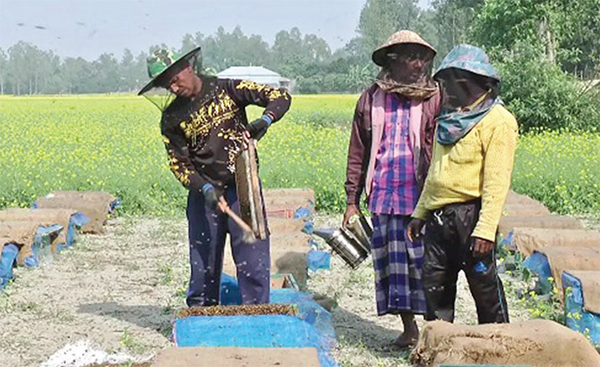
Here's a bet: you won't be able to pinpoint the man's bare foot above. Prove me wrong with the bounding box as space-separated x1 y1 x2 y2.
391 331 418 349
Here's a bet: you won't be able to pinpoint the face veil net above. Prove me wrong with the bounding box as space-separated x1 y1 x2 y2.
142 51 203 112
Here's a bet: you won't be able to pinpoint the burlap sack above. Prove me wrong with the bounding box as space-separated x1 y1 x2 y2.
222 232 310 281
505 190 543 206
35 191 115 234
0 221 43 266
270 232 311 288
0 221 36 255
44 190 115 204
502 203 551 217
538 246 600 296
565 270 600 315
498 215 583 237
512 227 600 257
270 232 311 253
268 217 305 236
411 319 600 366
274 251 308 289
0 208 77 252
151 347 321 367
263 188 315 217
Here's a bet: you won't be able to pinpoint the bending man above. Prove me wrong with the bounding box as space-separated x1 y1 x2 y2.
138 47 291 307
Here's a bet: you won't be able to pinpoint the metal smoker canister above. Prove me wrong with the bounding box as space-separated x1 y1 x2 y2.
344 213 372 253
314 227 369 269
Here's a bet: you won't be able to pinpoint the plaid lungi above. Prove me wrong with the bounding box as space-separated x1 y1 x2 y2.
371 214 426 315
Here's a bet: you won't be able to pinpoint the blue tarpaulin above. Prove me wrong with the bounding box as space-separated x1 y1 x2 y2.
64 211 89 250
522 251 554 293
307 250 331 272
174 314 337 367
179 275 338 366
24 224 63 267
0 244 19 291
562 271 600 344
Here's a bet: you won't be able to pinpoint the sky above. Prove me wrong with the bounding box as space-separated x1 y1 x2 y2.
0 0 431 61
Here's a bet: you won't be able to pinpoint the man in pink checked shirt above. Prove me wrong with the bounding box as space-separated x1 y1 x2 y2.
343 30 441 348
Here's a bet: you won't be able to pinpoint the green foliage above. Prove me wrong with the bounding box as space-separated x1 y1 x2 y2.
430 0 484 59
468 0 600 134
472 0 600 76
492 41 600 132
518 282 565 323
119 327 148 354
357 0 421 54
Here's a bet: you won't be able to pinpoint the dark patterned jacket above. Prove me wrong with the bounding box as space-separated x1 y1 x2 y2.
161 75 291 192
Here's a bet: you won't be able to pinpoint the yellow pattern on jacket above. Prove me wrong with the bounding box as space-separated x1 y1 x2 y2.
412 104 519 241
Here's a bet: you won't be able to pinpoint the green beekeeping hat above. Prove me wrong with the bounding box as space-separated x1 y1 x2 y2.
138 46 201 95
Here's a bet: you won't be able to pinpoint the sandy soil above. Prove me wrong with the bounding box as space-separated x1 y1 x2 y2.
2 213 591 366
0 217 189 367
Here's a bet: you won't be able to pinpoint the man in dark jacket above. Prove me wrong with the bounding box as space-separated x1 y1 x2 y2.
344 31 441 348
139 47 291 307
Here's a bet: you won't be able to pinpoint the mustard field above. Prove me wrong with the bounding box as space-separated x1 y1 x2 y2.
0 94 598 215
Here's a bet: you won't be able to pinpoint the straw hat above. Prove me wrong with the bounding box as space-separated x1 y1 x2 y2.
372 30 436 66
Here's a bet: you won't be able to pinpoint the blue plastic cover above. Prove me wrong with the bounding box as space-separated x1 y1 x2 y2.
270 289 336 340
109 198 122 213
220 276 336 338
0 244 19 291
220 273 242 305
24 224 63 267
523 251 554 293
174 314 337 367
65 211 89 248
191 276 338 366
562 271 600 344
307 250 331 271
294 206 312 220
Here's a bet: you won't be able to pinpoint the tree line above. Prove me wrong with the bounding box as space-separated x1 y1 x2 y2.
1 0 599 130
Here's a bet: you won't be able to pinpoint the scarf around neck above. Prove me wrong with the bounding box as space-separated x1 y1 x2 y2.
375 69 438 100
436 94 499 145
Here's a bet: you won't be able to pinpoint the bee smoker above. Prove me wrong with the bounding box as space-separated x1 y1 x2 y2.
313 213 373 269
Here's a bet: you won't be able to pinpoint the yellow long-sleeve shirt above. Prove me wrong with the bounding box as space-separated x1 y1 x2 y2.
412 104 519 241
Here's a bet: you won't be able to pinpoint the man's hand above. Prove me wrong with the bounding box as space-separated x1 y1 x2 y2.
407 218 425 243
471 237 494 258
342 204 360 227
246 115 272 141
202 183 218 211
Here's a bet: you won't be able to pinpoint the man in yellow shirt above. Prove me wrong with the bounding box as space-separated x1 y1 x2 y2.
407 45 518 324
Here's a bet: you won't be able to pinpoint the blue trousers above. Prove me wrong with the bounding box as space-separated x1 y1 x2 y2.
186 184 270 307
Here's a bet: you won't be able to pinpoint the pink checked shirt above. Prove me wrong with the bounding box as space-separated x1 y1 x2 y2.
368 93 419 215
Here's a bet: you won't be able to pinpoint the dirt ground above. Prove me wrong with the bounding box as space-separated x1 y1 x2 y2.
0 213 571 367
0 217 189 367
